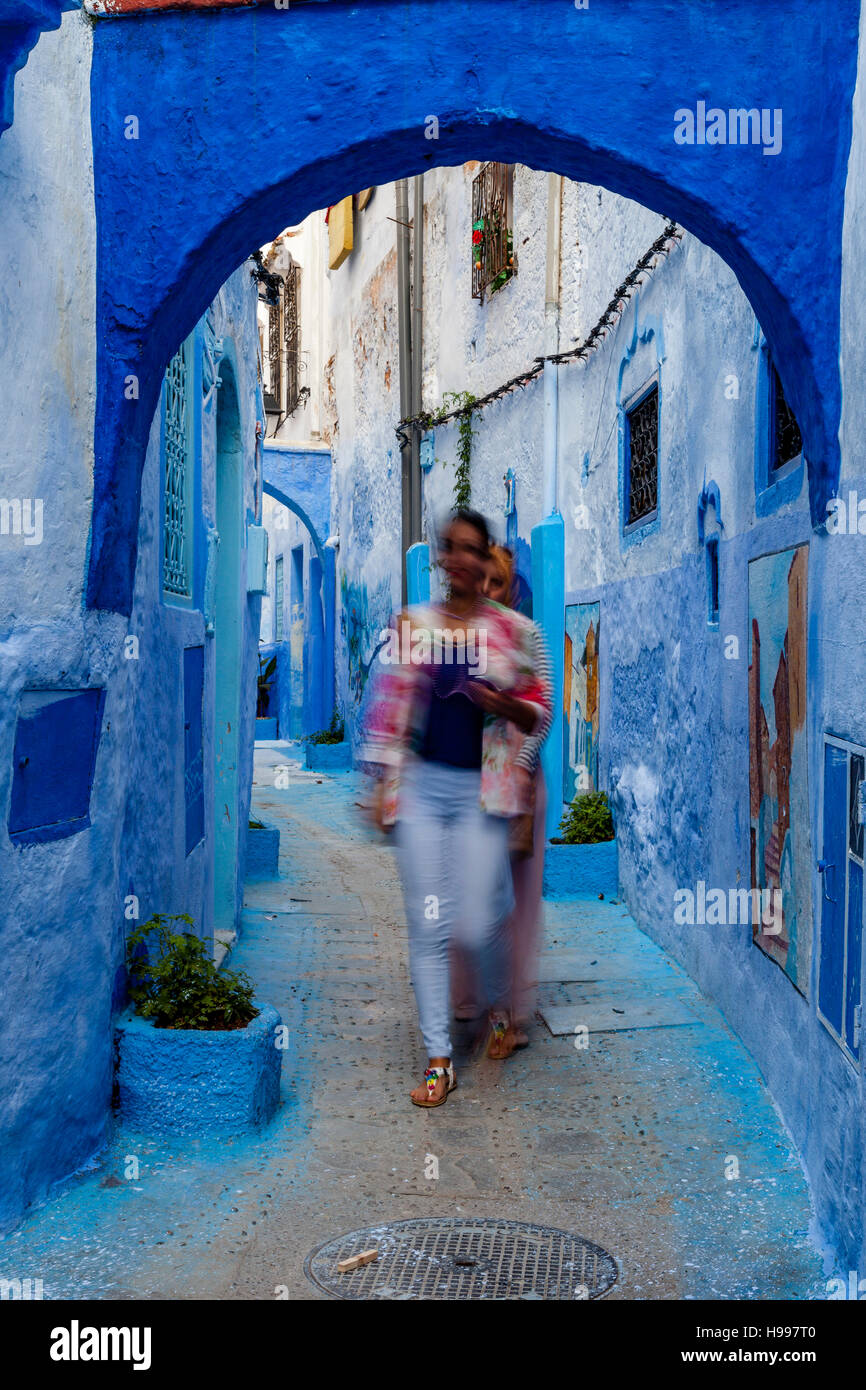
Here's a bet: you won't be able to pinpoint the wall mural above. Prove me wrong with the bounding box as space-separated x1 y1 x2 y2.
563 602 600 801
340 571 393 711
748 544 811 993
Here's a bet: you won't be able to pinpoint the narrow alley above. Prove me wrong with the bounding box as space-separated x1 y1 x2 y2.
1 749 824 1301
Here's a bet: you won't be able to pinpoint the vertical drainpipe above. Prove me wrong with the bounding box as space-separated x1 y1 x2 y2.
406 174 431 604
534 171 566 841
396 179 413 606
543 171 562 514
411 175 424 546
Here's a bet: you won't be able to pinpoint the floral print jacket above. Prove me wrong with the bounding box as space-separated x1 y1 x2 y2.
359 599 553 824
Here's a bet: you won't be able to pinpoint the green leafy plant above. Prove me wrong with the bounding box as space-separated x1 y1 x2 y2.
256 652 277 718
552 791 615 845
489 229 516 295
308 708 344 745
442 390 477 509
125 914 258 1031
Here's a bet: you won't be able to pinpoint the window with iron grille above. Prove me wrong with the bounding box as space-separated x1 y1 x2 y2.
625 383 659 527
770 362 803 471
274 555 284 642
262 289 282 414
284 262 301 415
471 162 516 301
163 336 193 598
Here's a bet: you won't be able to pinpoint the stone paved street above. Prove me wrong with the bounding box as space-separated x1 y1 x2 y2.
0 746 827 1300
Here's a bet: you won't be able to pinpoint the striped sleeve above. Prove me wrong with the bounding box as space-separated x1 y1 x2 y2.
515 620 553 772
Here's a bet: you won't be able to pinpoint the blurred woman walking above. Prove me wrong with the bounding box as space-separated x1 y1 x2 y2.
452 543 552 1046
361 511 552 1107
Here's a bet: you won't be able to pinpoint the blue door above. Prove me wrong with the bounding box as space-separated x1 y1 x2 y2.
818 740 864 1061
845 754 864 1057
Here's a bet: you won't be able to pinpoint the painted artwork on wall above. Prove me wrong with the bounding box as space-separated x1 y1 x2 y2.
340 571 393 710
748 545 811 994
563 602 600 801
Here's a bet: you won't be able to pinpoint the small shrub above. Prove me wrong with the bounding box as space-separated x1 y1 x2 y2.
308 709 344 745
126 914 258 1031
553 791 615 845
256 653 277 719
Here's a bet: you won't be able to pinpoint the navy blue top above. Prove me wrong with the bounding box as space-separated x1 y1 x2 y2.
418 661 485 769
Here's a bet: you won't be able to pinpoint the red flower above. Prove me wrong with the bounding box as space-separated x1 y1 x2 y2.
472 229 483 245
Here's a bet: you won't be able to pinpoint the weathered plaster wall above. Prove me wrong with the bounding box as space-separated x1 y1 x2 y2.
558 179 865 1272
0 58 261 1232
263 214 331 448
800 0 866 1270
316 153 866 1275
122 266 262 946
0 11 117 1234
419 164 546 563
0 12 95 622
325 190 403 735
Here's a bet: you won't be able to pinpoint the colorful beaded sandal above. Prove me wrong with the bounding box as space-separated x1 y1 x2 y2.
410 1062 457 1109
487 1014 518 1060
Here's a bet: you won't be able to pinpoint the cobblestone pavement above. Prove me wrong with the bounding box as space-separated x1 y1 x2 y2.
0 746 827 1301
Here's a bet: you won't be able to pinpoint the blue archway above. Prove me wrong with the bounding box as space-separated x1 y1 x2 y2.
85 0 859 613
262 443 335 737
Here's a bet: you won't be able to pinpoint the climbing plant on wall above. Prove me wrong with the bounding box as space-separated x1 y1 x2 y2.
442 391 477 508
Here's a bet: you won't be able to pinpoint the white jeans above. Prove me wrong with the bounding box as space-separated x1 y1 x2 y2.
395 757 513 1058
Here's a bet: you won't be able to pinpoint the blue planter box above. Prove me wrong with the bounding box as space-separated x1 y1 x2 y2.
255 717 278 740
246 818 280 880
304 740 352 772
543 839 618 899
115 1003 282 1138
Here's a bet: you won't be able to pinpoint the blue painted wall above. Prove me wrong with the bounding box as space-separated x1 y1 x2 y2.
0 258 261 1234
555 225 866 1272
260 443 334 739
0 0 71 136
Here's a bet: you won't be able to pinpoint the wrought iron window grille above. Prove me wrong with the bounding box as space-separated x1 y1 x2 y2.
625 382 659 528
471 162 516 302
163 338 192 598
770 364 803 471
284 262 302 416
262 287 283 415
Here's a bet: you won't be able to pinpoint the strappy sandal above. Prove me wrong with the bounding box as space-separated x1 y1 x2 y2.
411 1062 457 1108
487 1014 518 1060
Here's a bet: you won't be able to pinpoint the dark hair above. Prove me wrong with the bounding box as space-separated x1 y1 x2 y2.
445 507 491 550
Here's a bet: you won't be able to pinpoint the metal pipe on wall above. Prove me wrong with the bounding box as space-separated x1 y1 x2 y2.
410 173 424 546
543 171 563 517
396 177 413 604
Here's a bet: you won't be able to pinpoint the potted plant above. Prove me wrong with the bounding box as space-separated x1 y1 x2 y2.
544 791 618 899
114 915 282 1137
304 709 351 772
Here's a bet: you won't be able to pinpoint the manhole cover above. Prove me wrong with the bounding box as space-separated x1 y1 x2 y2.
305 1218 618 1300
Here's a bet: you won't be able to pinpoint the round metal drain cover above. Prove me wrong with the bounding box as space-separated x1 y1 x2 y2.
305 1217 618 1300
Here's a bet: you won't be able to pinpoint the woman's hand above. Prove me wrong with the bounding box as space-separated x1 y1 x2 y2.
468 682 537 733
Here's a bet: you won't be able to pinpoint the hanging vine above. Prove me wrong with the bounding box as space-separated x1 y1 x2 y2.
442 390 477 508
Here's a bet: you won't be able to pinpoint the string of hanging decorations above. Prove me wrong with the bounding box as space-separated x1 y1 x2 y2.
395 219 683 447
